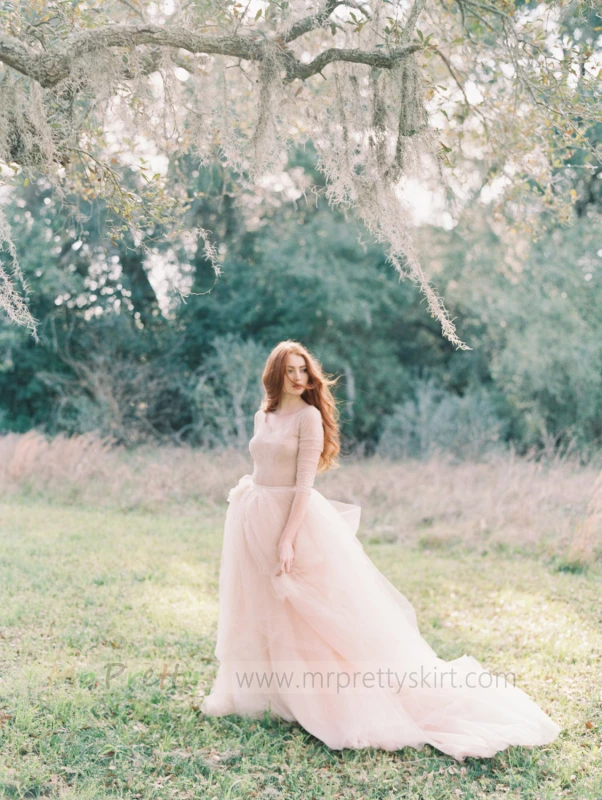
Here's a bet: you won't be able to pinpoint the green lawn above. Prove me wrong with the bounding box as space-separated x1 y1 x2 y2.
0 499 600 799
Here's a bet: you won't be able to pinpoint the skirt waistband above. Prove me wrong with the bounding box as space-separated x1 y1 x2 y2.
251 478 297 492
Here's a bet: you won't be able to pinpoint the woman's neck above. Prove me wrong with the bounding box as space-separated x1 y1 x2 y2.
275 395 308 415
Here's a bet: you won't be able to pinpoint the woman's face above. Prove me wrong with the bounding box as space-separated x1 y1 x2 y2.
282 354 309 397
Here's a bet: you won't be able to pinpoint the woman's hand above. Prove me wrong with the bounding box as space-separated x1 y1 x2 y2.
276 538 295 575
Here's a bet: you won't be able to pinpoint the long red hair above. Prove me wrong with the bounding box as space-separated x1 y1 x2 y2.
260 340 341 473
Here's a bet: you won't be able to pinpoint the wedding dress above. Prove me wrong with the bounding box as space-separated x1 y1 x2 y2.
201 401 561 761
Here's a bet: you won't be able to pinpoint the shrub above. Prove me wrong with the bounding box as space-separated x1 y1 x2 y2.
376 379 504 461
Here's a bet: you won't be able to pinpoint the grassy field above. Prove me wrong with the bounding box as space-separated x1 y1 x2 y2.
0 485 601 799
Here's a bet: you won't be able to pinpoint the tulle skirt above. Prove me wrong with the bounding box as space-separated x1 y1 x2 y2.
200 475 561 761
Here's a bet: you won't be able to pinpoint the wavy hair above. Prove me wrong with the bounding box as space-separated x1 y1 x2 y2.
260 340 341 473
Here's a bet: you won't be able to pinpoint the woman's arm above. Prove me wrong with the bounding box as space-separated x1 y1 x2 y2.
277 407 324 573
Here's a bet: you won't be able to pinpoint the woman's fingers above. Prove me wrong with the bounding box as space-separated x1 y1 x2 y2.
276 557 294 575
276 540 295 576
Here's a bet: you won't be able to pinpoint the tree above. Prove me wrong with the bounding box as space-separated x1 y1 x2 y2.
0 0 600 347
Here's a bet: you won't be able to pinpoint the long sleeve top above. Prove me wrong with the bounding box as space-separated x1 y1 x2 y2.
249 402 325 541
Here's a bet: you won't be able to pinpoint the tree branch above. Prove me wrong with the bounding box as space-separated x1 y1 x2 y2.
400 0 427 45
0 23 422 88
0 26 262 88
284 42 423 81
432 46 490 137
282 0 369 43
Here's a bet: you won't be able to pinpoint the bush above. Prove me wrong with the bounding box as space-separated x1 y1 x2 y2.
376 379 505 461
186 333 269 448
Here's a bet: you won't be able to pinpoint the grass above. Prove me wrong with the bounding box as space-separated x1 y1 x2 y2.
0 490 601 800
1 431 601 561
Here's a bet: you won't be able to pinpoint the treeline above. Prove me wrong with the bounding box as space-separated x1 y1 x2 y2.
1 147 601 460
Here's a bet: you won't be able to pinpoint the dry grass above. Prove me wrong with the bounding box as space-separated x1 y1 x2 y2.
320 452 602 561
0 432 600 561
567 471 602 564
0 431 248 510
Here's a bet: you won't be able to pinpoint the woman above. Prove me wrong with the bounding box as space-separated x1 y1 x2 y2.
201 340 561 761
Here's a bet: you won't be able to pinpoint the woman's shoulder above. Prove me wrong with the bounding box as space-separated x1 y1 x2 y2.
298 403 324 435
301 403 322 418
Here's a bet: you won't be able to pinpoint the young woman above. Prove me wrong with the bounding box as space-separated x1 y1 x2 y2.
201 340 560 761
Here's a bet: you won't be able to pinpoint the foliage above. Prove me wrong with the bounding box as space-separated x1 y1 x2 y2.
185 333 269 448
376 377 504 461
0 0 600 345
1 144 602 457
419 206 602 457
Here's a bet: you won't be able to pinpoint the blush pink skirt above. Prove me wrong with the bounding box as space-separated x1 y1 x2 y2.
200 474 561 761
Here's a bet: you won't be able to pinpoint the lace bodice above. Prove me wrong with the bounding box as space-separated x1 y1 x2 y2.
249 402 325 493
